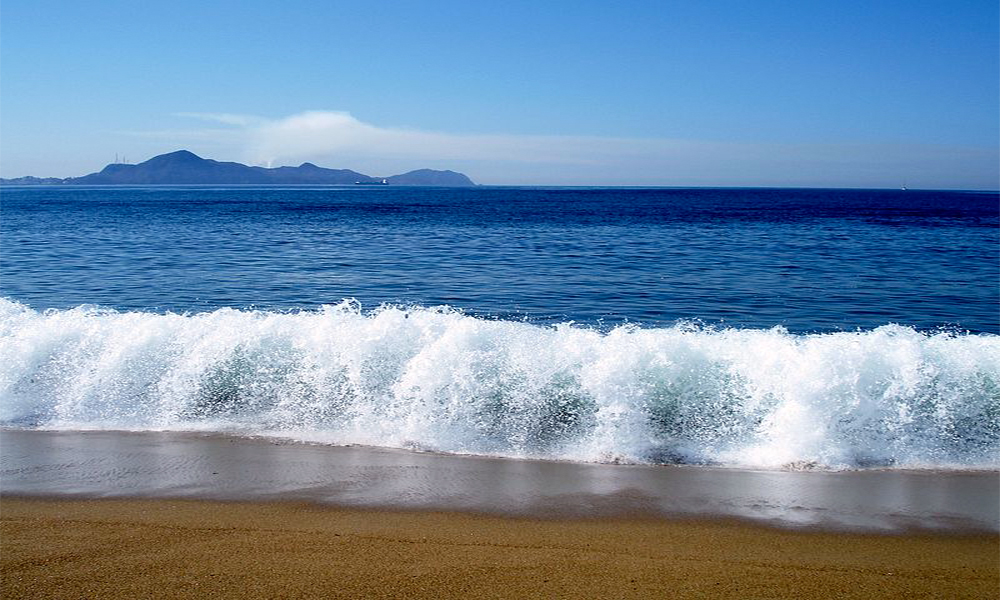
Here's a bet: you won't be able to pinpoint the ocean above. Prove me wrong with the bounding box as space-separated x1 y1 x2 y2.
2 186 998 471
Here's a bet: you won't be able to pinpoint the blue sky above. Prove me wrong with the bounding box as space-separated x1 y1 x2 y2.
2 0 997 187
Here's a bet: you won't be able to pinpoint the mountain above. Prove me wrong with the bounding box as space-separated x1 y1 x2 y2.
70 151 275 185
261 162 371 184
385 169 475 187
1 150 476 186
0 176 66 185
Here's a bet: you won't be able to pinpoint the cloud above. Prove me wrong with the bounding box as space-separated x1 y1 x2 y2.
153 111 997 188
175 110 637 166
173 110 761 167
173 112 267 128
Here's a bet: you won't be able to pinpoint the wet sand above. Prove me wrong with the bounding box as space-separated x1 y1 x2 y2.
1 430 998 598
2 429 997 532
2 496 997 599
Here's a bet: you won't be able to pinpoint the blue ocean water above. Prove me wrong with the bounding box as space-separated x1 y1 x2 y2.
3 186 997 332
1 186 998 469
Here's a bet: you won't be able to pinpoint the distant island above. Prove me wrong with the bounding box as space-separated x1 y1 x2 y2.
0 150 476 187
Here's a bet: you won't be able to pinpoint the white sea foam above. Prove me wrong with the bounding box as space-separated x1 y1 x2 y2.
2 297 997 470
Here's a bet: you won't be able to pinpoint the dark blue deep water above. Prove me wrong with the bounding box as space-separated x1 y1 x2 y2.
3 186 996 333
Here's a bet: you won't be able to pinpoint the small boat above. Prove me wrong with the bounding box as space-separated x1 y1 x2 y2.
355 179 388 185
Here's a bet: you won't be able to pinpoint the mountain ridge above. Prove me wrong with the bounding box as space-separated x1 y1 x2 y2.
1 150 476 186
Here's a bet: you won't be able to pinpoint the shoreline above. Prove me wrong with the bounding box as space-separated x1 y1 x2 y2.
2 429 997 533
3 430 998 597
3 496 996 599
13 425 1000 475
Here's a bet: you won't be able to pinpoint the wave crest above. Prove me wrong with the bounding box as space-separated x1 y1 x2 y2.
2 298 998 470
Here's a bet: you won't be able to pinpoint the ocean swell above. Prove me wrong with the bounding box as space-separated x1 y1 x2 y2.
1 298 997 470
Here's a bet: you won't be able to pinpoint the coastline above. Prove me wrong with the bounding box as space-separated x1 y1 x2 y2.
3 429 997 533
2 430 998 597
3 496 996 599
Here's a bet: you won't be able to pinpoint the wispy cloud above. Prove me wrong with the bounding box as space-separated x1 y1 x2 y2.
173 112 267 128
177 110 656 166
127 110 998 188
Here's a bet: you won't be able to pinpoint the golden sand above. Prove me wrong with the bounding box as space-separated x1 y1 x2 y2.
1 497 996 599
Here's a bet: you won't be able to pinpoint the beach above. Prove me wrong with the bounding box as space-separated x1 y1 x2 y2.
2 430 998 598
3 497 996 599
2 186 999 597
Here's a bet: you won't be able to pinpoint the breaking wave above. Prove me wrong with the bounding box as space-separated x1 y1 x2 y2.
1 298 998 470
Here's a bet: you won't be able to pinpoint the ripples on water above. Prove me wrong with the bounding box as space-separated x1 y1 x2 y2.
2 186 997 332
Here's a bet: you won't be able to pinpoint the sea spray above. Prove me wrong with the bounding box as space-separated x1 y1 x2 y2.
2 298 998 470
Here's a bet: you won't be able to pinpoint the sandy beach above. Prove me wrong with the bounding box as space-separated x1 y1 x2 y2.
2 430 998 598
3 496 997 599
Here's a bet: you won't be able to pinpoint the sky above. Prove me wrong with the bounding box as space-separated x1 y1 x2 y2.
1 0 997 188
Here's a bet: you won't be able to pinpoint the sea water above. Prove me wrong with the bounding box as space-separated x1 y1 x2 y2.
2 186 998 470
